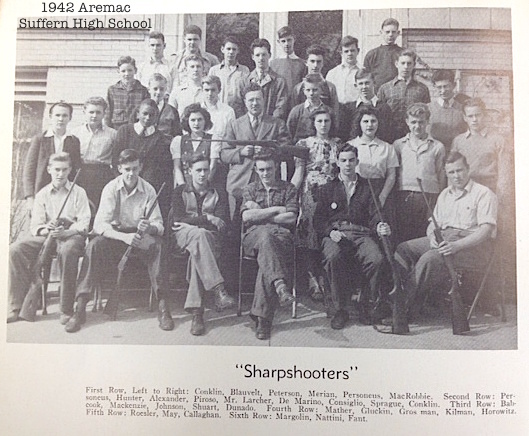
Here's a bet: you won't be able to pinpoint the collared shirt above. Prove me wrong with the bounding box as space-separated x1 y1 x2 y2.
170 49 219 89
356 95 380 107
202 100 236 138
393 133 446 193
137 57 173 93
168 83 203 117
434 179 497 236
326 63 360 104
71 123 117 165
170 134 221 160
338 173 358 205
94 176 164 236
31 181 91 236
44 129 71 154
209 61 250 108
377 76 431 111
348 136 399 179
304 100 324 111
106 79 150 128
241 179 299 216
133 122 156 137
451 129 504 187
278 53 300 60
437 97 455 108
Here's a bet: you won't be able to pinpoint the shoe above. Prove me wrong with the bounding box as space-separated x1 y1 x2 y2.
7 310 20 323
65 310 86 333
331 310 349 330
213 284 235 312
190 312 205 336
309 274 324 302
275 280 295 307
256 317 271 340
158 299 175 331
59 313 72 325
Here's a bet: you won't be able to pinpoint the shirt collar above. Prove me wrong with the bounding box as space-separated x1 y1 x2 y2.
357 136 381 147
44 128 70 139
304 100 324 110
84 123 105 134
248 113 262 124
395 75 412 85
464 128 489 138
448 178 475 196
255 178 281 191
134 122 156 136
437 97 455 107
340 62 358 69
149 57 168 65
116 176 145 194
356 95 379 107
281 53 299 60
202 100 219 111
48 180 72 194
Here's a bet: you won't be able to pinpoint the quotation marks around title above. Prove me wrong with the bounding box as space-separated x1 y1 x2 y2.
85 386 517 423
234 363 358 381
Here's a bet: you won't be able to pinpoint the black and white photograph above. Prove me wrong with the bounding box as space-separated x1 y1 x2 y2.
6 6 517 349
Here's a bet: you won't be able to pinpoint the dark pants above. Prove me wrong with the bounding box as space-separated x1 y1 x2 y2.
9 235 85 315
242 224 294 321
321 235 386 312
396 191 438 244
78 163 114 210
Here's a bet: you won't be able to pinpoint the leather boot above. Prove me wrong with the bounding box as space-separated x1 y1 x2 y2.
213 283 235 312
158 299 174 331
190 310 205 336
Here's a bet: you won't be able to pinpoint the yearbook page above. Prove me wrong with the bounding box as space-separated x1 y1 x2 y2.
0 0 527 434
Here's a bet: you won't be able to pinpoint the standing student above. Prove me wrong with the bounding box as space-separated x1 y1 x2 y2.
377 49 431 141
105 56 150 130
147 73 182 139
137 31 173 95
168 54 205 116
200 75 236 139
71 97 116 209
325 35 360 105
23 102 81 213
363 18 403 92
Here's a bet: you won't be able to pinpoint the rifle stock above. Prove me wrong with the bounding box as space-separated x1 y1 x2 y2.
19 169 82 321
417 178 470 335
366 179 409 334
104 182 166 319
193 138 310 160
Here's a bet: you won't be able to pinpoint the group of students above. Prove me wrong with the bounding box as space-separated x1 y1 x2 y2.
8 18 505 340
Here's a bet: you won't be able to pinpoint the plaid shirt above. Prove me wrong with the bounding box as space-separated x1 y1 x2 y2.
105 79 150 128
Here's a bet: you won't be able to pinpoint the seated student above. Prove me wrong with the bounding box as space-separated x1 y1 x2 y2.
170 24 219 90
313 144 391 329
393 103 446 244
340 68 393 143
113 99 173 219
170 103 221 187
105 56 150 129
66 149 173 333
234 38 289 120
291 44 340 125
169 153 235 336
286 73 336 143
9 152 90 324
148 73 182 138
291 108 339 301
23 102 82 214
377 49 431 141
71 97 117 209
325 35 361 105
209 36 250 112
269 26 307 96
137 31 173 95
428 69 467 150
363 18 403 92
201 75 236 139
451 98 505 192
168 54 205 116
241 153 298 340
395 152 497 318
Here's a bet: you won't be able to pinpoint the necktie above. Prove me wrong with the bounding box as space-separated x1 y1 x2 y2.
251 116 259 134
443 100 450 109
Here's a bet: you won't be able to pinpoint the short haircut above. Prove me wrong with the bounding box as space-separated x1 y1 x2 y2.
118 148 141 165
337 143 358 158
302 73 323 87
83 96 107 111
398 49 417 63
148 73 168 87
181 103 213 132
117 55 137 69
250 38 271 54
149 31 165 43
277 26 294 39
184 54 205 67
445 151 469 168
138 98 160 117
306 44 326 58
188 152 210 168
254 151 277 163
184 24 202 38
353 105 380 137
49 101 73 117
48 152 72 167
463 97 486 114
340 35 359 50
432 69 455 84
222 35 240 47
243 82 264 99
381 18 400 29
201 75 222 91
355 68 374 83
406 103 431 121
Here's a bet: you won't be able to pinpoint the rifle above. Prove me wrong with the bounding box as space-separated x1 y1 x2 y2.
366 178 409 335
104 182 166 320
417 178 470 335
189 138 310 161
19 169 81 321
